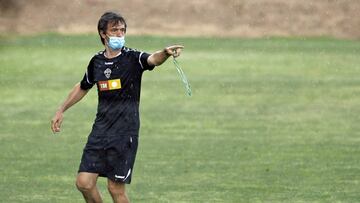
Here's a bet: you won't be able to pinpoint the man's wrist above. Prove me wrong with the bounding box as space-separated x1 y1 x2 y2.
57 107 65 114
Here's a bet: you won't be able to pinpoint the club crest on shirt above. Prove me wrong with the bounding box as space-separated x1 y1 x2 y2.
104 68 111 79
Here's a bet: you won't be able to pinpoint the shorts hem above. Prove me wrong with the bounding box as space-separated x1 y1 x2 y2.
106 175 132 184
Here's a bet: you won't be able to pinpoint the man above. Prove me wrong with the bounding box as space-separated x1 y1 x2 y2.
50 11 183 203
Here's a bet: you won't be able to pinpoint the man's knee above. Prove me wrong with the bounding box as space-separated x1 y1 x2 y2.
107 181 126 196
76 174 96 192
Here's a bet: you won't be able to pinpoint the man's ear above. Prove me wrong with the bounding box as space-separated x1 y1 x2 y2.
100 31 107 40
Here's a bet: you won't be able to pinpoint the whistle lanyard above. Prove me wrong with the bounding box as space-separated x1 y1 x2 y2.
173 57 192 96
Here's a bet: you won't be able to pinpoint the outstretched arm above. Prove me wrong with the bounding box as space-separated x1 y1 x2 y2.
51 83 89 133
147 45 184 66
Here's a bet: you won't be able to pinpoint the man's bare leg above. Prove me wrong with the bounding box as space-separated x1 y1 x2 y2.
107 179 129 203
76 172 102 203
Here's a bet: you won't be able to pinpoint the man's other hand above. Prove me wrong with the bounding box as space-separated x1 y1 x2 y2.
51 111 64 133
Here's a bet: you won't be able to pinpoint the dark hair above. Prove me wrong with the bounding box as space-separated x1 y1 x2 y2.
97 11 127 45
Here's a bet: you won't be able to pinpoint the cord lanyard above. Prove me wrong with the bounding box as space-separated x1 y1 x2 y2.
173 56 192 96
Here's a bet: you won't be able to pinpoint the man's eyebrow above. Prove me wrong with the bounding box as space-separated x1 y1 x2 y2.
111 26 126 29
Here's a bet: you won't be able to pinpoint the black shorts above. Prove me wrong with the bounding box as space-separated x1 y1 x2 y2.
78 135 138 184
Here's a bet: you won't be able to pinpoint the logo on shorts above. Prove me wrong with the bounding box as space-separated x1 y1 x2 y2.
115 174 125 179
104 68 111 78
98 79 121 91
115 168 132 181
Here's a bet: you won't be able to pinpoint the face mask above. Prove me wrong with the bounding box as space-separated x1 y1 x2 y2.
107 36 125 50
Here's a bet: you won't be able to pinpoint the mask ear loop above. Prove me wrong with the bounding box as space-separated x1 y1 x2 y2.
172 56 192 96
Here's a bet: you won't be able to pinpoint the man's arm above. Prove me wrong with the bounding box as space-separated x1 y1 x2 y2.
51 83 89 133
147 45 184 66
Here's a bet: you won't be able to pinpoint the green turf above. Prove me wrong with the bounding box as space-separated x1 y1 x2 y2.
1 33 360 202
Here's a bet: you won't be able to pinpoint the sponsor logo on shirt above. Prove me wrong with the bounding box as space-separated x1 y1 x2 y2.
98 79 121 91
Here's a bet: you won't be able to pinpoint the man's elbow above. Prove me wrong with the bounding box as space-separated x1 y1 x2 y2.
75 83 89 94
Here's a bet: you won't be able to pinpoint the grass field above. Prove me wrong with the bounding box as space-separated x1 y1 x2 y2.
1 34 360 202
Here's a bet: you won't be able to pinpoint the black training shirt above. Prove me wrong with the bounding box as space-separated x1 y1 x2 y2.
80 47 155 136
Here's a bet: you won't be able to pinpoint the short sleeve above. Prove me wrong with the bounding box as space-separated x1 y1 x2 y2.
138 52 155 71
80 58 95 90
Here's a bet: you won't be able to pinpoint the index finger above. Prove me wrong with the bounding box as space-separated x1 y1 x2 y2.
168 45 184 50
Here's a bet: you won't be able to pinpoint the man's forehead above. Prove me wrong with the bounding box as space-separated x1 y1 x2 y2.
108 21 125 28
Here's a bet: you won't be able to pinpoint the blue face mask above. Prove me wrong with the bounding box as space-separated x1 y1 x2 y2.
107 36 125 50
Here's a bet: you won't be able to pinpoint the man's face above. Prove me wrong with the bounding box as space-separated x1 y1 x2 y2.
105 21 126 37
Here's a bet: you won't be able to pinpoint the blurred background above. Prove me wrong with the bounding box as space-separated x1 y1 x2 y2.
1 0 359 39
